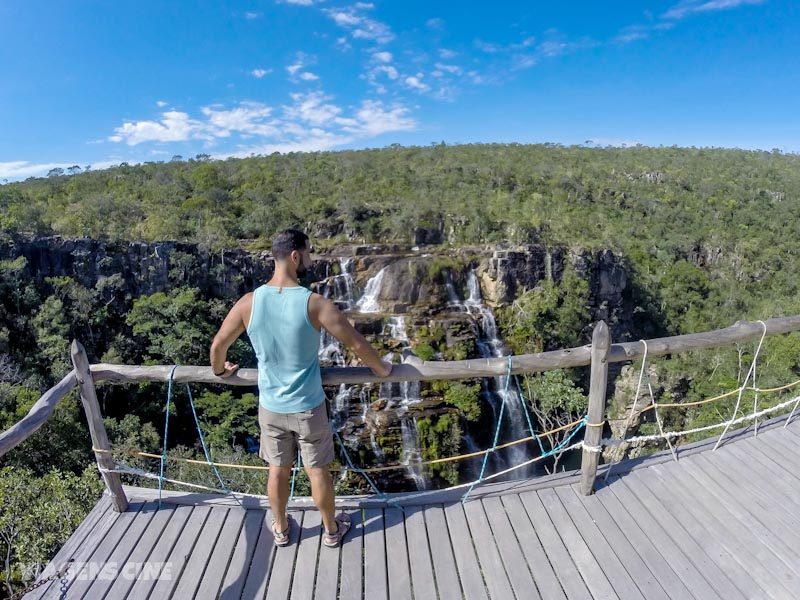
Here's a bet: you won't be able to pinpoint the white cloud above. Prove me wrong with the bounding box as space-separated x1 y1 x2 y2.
335 36 352 51
438 48 457 59
201 102 277 137
284 91 343 126
244 11 263 19
343 99 416 136
156 100 168 107
109 111 204 145
0 161 73 179
323 4 394 43
286 52 318 82
434 62 461 74
426 18 444 29
663 0 765 20
251 68 272 78
277 0 317 5
404 75 429 92
372 51 393 63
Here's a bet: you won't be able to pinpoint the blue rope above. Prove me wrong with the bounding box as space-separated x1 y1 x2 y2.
159 365 179 509
510 359 546 454
461 360 513 503
184 381 243 507
334 430 404 511
289 448 300 501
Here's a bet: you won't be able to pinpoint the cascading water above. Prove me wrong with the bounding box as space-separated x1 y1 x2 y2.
319 264 394 466
449 269 534 477
383 316 427 490
356 267 387 313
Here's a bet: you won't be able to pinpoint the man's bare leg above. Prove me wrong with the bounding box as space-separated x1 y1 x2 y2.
306 466 337 533
268 465 292 531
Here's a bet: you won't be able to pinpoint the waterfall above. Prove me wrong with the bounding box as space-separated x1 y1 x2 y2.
383 316 427 490
356 267 387 313
456 270 534 476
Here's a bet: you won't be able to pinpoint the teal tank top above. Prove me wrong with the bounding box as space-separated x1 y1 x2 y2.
246 284 325 413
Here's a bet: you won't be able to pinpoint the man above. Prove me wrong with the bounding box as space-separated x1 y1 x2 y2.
210 229 392 548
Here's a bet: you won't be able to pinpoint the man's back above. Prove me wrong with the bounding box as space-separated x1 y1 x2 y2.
246 283 324 413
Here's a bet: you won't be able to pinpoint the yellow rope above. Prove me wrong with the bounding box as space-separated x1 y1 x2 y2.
90 417 586 473
91 378 800 475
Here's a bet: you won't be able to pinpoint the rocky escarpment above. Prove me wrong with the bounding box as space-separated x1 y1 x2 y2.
1 235 645 490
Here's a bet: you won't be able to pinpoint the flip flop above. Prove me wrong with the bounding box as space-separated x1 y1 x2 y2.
271 517 291 546
322 513 351 548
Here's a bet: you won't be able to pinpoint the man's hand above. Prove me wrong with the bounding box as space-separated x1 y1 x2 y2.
214 361 240 378
371 360 393 378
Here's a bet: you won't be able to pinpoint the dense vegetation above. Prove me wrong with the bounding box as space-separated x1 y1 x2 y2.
2 143 800 595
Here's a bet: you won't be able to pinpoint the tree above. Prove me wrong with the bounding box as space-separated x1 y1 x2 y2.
0 466 103 596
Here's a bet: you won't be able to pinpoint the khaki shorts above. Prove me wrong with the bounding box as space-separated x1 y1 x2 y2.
258 402 334 468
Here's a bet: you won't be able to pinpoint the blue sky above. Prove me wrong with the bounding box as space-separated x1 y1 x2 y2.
1 0 797 180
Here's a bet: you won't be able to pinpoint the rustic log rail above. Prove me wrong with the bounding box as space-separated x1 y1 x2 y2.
2 315 800 509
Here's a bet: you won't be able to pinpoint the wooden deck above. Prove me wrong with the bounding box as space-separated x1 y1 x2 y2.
26 414 800 599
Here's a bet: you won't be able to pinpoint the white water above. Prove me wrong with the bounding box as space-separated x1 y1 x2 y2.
383 316 427 490
356 267 387 313
459 270 533 475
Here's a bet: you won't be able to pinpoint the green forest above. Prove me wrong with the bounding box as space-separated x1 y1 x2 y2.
2 143 800 596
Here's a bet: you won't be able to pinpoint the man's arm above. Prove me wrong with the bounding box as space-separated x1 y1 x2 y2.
209 293 251 377
312 295 392 377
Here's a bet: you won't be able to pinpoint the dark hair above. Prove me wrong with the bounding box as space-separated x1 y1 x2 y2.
272 229 309 259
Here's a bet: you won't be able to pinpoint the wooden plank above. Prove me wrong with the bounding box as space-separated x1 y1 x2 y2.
24 495 112 600
0 369 77 457
462 499 516 600
481 496 541 600
404 505 438 599
384 507 412 600
752 427 800 473
265 510 304 600
581 321 610 495
621 473 764 600
592 482 695 600
653 461 798 583
537 488 619 600
709 442 800 510
334 509 364 600
442 502 489 600
691 454 800 539
727 438 800 500
644 464 797 600
147 504 213 597
42 501 145 599
665 458 800 576
565 485 669 600
605 475 724 600
499 495 565 600
422 505 463 600
92 317 800 387
239 509 278 600
125 503 197 599
553 486 650 600
196 507 247 597
169 506 229 598
313 511 343 600
101 502 176 600
518 490 593 600
363 509 388 600
71 340 127 511
219 510 270 600
290 510 323 600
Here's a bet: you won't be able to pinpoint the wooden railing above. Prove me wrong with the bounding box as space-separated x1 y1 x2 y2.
2 315 800 511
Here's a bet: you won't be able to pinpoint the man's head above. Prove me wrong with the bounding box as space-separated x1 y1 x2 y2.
272 229 313 277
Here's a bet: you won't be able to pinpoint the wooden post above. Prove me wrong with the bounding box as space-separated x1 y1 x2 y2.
580 321 610 495
70 340 128 512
